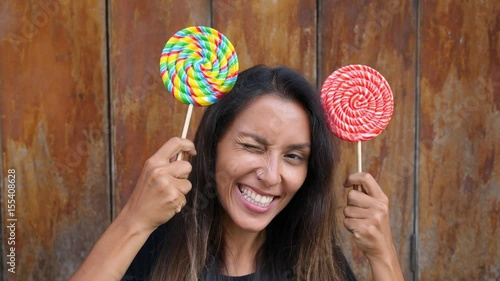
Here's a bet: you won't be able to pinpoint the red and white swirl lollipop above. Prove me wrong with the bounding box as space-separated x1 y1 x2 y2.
321 64 394 172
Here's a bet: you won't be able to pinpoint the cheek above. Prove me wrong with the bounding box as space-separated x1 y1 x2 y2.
215 152 236 184
214 173 233 212
214 157 243 198
216 151 246 175
214 167 234 196
284 167 308 194
217 151 263 183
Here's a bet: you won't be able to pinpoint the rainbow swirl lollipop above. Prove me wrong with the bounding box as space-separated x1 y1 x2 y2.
160 26 239 106
321 64 394 172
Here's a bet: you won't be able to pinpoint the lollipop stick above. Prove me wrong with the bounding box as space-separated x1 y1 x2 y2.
357 141 362 172
176 104 194 160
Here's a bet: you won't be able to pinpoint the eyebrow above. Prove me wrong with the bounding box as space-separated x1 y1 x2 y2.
239 132 270 146
288 143 311 150
238 132 311 150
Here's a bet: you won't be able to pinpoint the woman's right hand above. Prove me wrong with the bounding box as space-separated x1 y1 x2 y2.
69 137 197 281
120 137 197 234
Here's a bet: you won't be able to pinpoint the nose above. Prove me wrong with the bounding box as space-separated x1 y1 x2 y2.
260 154 282 187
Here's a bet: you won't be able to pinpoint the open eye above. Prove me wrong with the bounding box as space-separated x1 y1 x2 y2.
284 153 304 161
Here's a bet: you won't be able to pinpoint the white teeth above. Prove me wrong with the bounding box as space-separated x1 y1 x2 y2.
239 186 274 207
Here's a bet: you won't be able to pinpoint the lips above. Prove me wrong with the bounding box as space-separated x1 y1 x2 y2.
238 185 277 208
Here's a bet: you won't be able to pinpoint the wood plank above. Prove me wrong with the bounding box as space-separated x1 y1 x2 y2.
0 0 109 280
418 0 500 279
212 0 317 83
319 1 416 280
110 0 210 214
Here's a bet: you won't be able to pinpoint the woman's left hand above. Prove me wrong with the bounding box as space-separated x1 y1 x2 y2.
343 172 404 280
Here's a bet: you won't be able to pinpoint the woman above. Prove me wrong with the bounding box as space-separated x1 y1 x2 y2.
70 65 403 281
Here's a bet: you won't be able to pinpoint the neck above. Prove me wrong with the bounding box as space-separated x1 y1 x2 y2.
222 215 265 276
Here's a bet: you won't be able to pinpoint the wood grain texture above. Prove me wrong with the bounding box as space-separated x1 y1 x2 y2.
0 0 109 280
418 0 500 280
212 0 317 83
110 0 210 214
319 0 416 280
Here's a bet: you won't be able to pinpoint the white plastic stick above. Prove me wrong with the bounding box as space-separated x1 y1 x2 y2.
177 104 194 160
357 141 362 173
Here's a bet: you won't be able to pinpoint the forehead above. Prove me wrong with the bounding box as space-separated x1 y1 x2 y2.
228 95 311 141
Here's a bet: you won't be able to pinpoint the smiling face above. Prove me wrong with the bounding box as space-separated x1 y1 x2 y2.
215 94 311 233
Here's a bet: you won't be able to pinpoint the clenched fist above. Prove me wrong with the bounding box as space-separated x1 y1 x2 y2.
120 137 197 233
343 172 404 281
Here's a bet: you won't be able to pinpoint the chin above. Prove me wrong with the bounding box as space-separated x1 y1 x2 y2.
230 215 272 233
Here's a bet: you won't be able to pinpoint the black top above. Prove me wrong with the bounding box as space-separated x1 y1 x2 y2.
122 223 357 281
220 274 254 281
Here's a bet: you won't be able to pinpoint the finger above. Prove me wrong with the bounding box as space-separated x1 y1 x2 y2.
150 137 197 165
176 195 187 212
343 217 365 234
169 177 192 195
352 185 367 194
343 205 372 219
346 189 376 208
146 161 190 182
344 173 386 200
166 188 185 206
170 151 193 163
167 160 193 179
170 192 186 214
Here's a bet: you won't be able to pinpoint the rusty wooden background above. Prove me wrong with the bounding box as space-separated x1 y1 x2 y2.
418 1 499 280
0 0 498 280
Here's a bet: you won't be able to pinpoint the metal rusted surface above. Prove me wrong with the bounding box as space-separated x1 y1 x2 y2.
418 0 500 279
0 1 109 280
110 0 210 214
319 0 416 279
212 0 317 83
1 0 498 280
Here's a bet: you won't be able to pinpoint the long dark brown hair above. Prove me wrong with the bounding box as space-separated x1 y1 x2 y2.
150 65 353 280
